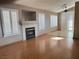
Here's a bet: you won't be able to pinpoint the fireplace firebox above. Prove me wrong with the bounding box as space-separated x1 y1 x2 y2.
25 27 35 39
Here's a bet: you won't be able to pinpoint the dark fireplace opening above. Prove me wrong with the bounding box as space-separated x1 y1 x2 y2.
25 27 35 40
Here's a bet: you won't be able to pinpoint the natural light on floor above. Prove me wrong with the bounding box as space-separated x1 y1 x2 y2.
50 37 64 40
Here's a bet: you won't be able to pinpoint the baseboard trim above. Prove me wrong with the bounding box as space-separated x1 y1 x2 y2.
73 37 79 40
0 40 23 49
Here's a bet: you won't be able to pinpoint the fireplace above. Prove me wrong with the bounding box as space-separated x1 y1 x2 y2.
25 27 35 39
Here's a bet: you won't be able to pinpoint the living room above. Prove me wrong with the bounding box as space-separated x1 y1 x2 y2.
0 0 79 59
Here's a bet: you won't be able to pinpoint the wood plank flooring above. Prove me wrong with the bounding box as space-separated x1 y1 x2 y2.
0 31 79 59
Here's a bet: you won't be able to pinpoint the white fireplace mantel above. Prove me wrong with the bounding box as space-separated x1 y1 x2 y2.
22 21 38 40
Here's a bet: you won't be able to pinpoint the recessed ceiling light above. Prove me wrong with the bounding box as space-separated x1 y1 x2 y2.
50 37 64 40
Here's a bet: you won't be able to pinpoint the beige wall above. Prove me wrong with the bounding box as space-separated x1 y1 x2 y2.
58 13 61 30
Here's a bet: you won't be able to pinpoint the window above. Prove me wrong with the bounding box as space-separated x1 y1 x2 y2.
38 13 45 30
11 10 19 34
67 15 73 30
1 9 19 37
50 15 58 28
1 9 12 37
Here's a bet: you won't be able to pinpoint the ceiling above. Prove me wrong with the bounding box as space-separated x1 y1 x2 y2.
14 0 79 13
0 0 16 4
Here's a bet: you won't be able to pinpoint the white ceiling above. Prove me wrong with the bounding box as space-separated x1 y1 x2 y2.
14 0 79 13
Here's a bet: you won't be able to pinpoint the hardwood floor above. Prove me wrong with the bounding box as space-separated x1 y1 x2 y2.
0 31 79 59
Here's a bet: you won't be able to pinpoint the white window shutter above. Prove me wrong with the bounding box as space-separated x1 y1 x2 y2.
50 15 58 28
38 13 45 30
1 9 12 37
10 9 19 34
